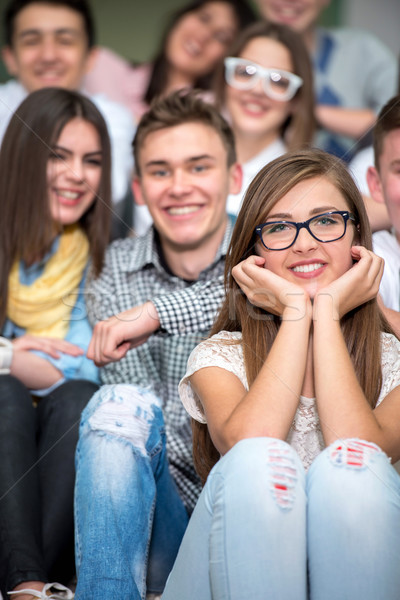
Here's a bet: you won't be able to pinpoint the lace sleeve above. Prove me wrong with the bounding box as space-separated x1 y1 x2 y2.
179 331 247 423
377 333 400 405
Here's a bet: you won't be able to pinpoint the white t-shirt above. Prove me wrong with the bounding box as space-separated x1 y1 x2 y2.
179 330 400 471
348 146 374 196
227 139 286 216
373 229 400 311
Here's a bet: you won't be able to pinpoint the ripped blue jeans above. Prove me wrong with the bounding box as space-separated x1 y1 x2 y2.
162 437 400 600
74 385 189 600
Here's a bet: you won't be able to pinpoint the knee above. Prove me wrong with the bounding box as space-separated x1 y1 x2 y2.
213 438 303 511
80 384 164 454
308 439 393 519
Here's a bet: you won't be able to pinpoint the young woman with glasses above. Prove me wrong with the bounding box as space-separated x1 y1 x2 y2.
161 148 400 600
214 21 315 216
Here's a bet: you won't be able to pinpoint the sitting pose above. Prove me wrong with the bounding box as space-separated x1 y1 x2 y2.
73 91 241 600
162 148 400 600
0 87 111 600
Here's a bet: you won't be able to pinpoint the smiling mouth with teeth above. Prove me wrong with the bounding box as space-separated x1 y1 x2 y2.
167 205 201 215
56 190 81 201
292 263 324 273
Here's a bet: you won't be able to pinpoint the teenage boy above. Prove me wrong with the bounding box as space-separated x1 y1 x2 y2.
74 91 242 600
1 0 134 224
255 0 397 163
366 95 400 336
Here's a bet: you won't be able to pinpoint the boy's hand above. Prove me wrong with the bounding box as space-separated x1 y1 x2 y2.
87 301 160 366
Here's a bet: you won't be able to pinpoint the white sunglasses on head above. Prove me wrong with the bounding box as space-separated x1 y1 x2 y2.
224 57 303 102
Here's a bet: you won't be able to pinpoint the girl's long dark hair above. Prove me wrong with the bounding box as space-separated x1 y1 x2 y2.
144 0 256 105
0 87 112 329
192 148 394 484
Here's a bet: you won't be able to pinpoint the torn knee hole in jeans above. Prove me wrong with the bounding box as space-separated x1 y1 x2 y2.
88 391 157 453
267 442 297 510
329 440 381 469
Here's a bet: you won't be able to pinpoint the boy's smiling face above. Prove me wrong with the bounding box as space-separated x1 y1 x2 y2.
368 129 400 245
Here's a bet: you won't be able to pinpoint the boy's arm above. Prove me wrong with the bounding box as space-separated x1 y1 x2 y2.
87 276 225 365
153 275 224 334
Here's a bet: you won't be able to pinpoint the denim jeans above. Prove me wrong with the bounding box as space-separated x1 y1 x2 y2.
74 384 189 600
0 375 98 597
162 437 400 600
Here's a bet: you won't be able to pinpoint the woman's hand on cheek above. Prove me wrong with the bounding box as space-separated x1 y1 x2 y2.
313 246 384 320
232 255 311 320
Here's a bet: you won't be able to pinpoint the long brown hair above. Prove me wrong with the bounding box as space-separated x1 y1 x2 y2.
193 148 392 483
0 87 111 329
214 21 316 150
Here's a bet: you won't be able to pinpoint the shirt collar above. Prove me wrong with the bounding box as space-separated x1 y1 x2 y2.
124 215 235 275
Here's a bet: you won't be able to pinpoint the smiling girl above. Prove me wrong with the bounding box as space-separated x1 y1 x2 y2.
0 87 111 599
161 148 400 600
83 0 256 122
214 21 315 216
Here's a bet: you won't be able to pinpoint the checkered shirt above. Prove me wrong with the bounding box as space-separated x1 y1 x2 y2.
86 221 232 512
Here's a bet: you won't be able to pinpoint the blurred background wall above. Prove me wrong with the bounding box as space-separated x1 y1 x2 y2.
0 0 398 83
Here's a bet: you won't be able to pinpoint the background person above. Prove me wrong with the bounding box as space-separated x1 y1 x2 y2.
0 88 111 600
83 0 256 122
214 20 315 215
255 0 397 163
366 95 400 337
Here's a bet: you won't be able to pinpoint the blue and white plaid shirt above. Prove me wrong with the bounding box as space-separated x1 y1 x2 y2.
86 221 232 511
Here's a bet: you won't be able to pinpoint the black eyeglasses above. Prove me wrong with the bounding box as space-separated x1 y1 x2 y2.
255 211 357 251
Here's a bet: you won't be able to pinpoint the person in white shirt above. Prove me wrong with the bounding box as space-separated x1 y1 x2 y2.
366 95 400 337
213 21 315 216
1 0 135 238
162 148 400 600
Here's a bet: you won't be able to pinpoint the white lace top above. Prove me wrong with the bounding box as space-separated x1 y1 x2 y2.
179 331 400 471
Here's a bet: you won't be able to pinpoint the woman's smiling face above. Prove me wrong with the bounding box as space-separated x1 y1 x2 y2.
225 36 294 143
165 2 238 80
47 117 102 226
256 176 357 298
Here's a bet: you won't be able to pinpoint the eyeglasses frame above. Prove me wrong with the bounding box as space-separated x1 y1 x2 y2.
224 56 303 102
255 211 358 251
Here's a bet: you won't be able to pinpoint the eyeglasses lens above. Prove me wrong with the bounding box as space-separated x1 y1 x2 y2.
231 63 291 97
261 214 346 249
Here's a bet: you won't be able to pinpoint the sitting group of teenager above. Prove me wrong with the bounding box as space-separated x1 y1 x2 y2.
0 1 400 600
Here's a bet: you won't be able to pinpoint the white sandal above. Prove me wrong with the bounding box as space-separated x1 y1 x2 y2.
8 582 74 599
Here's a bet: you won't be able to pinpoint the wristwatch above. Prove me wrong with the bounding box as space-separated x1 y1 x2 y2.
0 337 13 374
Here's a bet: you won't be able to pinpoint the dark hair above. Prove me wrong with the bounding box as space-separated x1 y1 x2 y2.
133 89 237 175
0 87 111 328
192 148 392 483
214 21 315 150
373 94 400 170
3 0 95 47
144 0 256 105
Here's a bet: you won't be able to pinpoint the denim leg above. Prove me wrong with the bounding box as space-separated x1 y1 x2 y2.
307 439 400 600
37 379 99 584
0 375 47 596
163 437 308 600
74 384 188 600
